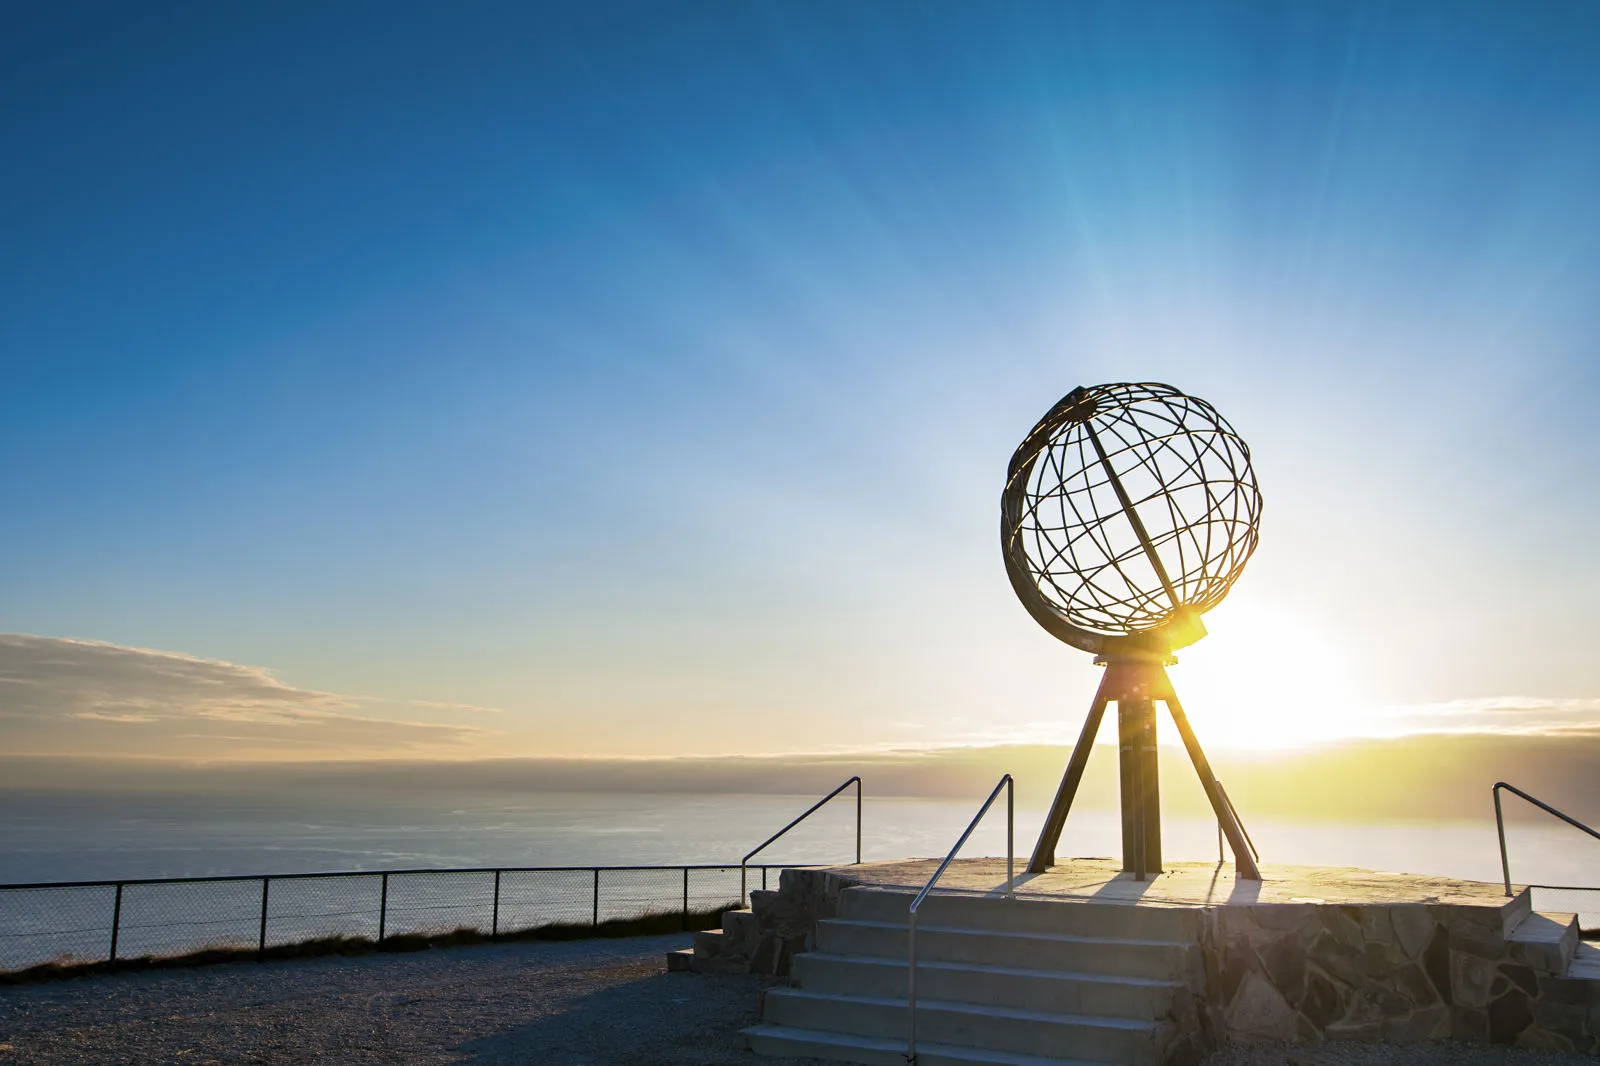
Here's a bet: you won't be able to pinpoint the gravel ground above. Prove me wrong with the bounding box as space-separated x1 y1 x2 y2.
0 933 821 1066
1 937 1594 1066
1200 1046 1596 1065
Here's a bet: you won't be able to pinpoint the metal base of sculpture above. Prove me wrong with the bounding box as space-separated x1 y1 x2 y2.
1028 648 1261 880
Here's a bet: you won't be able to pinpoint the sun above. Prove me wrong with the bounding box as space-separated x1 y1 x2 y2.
1160 600 1368 750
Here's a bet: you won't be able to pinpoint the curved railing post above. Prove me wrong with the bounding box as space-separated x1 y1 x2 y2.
1495 784 1511 896
856 776 863 865
740 776 862 906
906 774 1014 1065
1494 781 1600 899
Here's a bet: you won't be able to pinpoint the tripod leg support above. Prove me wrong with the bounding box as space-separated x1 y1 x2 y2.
1165 693 1260 880
1028 660 1262 881
1027 680 1112 873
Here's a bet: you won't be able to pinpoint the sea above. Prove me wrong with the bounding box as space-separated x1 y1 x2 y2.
0 790 1593 972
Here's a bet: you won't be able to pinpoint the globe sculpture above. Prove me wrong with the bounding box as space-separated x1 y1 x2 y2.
1002 382 1263 880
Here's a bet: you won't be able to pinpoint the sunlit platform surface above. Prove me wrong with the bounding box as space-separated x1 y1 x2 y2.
815 856 1518 909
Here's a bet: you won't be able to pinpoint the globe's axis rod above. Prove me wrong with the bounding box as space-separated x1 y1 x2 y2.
1083 421 1181 612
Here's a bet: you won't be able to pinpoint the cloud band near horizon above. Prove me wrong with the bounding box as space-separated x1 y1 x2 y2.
0 634 1596 761
0 634 496 759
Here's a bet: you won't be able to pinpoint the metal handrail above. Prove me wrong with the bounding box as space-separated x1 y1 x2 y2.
1494 781 1600 897
741 776 862 905
905 774 1013 1065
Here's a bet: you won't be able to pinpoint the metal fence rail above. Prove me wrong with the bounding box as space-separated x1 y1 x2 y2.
0 863 794 975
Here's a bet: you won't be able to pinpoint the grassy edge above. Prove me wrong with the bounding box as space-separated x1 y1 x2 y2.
0 902 741 986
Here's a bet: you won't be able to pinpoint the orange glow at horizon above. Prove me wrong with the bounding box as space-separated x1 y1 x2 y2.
1160 600 1372 750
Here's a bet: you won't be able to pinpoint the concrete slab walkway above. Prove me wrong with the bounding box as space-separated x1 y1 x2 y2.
818 858 1518 911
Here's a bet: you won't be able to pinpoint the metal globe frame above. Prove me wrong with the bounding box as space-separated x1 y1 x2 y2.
1002 382 1264 881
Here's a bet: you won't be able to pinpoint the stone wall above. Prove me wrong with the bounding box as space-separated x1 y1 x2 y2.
687 867 849 975
1201 900 1600 1053
693 868 1600 1056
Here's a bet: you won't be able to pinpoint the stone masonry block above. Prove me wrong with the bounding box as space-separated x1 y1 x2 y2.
1321 908 1366 950
1487 987 1534 1044
1389 905 1435 960
1248 904 1313 933
1359 906 1395 944
1423 926 1453 1006
1451 950 1498 1010
1396 962 1440 1009
1226 972 1297 1041
1451 1005 1489 1042
1382 1004 1450 1042
1516 1027 1577 1053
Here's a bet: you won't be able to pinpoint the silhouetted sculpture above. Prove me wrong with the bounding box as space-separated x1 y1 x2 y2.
1002 383 1263 879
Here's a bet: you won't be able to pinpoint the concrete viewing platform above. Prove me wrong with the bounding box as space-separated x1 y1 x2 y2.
813 856 1522 911
681 856 1600 1062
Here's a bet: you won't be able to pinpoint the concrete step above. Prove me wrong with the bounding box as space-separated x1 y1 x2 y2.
1567 940 1600 981
692 929 725 957
839 887 1200 942
666 947 695 971
762 987 1162 1063
744 1023 1113 1066
1499 888 1533 936
723 907 757 937
1507 911 1580 974
793 952 1178 1019
816 919 1193 981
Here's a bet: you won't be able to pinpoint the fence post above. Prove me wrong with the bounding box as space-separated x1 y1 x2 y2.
592 869 600 930
109 883 124 963
379 873 389 943
258 878 271 960
682 867 689 929
491 870 501 936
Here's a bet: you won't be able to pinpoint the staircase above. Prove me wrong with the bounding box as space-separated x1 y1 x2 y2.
1507 906 1600 983
744 886 1201 1065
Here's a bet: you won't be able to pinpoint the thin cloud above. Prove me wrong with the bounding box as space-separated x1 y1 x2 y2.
1359 697 1600 738
920 697 1600 751
0 634 496 759
406 699 504 714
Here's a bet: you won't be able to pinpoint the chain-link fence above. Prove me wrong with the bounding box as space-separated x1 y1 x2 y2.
0 864 784 976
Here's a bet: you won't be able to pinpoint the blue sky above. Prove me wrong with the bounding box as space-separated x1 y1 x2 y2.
2 1 1599 759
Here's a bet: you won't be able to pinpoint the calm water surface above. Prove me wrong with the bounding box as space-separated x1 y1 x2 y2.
1 789 1590 887
0 790 1593 971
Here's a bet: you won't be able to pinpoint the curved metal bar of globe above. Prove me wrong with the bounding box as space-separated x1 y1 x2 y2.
1083 420 1182 611
1162 688 1260 880
1027 670 1115 873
